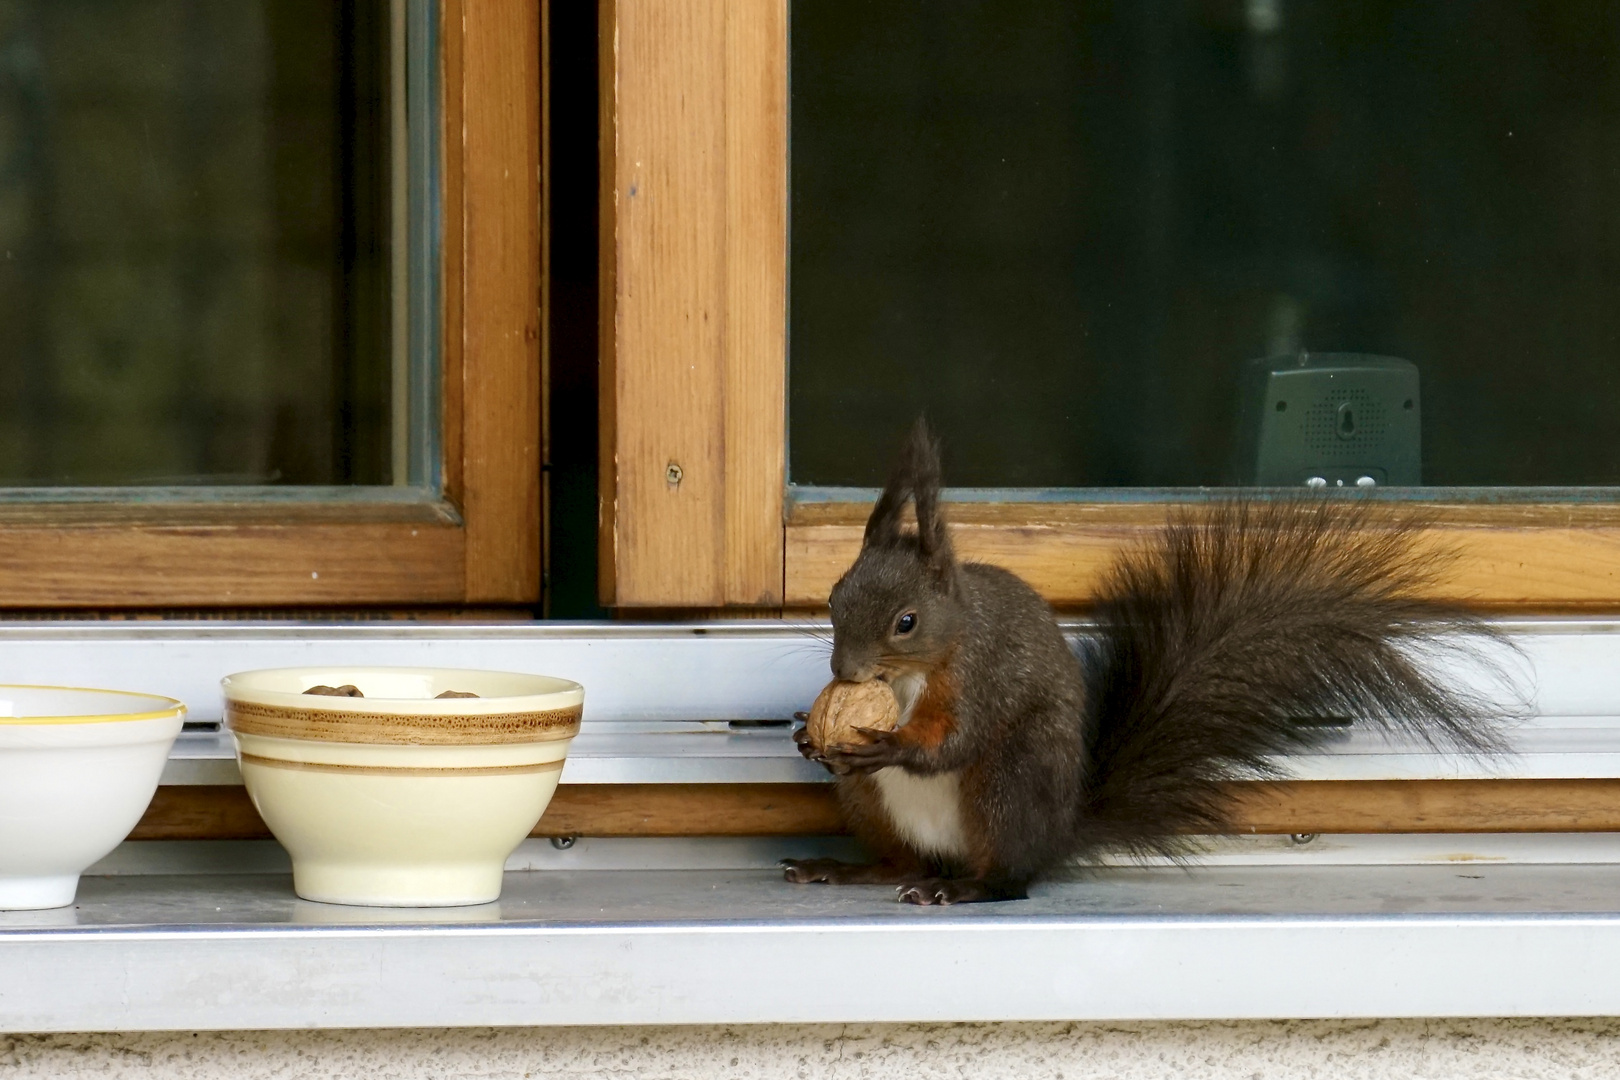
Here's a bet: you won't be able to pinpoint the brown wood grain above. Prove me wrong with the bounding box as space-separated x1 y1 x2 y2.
785 501 1620 609
787 499 1620 529
535 783 843 837
1223 779 1620 834
0 516 465 608
602 0 725 608
721 0 788 608
130 779 1620 841
132 787 273 841
599 0 787 608
438 0 466 509
127 784 842 841
458 0 543 604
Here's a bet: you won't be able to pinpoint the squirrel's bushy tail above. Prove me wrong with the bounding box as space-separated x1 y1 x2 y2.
1078 500 1519 861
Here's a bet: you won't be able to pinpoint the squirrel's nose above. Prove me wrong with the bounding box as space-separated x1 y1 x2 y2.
831 653 875 683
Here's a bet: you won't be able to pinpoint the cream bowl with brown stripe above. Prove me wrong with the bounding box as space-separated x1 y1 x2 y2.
223 667 583 907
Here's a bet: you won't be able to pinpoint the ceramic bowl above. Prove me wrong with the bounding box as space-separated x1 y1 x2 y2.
0 686 186 910
222 666 583 907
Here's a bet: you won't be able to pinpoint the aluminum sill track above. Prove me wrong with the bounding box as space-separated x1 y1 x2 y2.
6 862 1620 1030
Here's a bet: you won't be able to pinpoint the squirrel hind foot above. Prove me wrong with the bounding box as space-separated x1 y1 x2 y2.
781 858 917 886
896 877 1030 905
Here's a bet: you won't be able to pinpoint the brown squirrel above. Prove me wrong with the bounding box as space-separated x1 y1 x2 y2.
783 420 1513 905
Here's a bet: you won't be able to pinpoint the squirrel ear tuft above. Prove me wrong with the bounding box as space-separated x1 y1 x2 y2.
863 418 955 581
863 418 931 549
862 465 907 552
907 419 956 583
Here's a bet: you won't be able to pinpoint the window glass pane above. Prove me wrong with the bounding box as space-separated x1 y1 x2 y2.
790 1 1620 491
0 0 433 488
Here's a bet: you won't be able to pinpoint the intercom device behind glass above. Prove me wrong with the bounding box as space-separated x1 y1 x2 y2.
1234 353 1421 488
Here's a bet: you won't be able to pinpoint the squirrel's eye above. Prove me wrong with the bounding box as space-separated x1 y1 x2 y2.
895 612 917 636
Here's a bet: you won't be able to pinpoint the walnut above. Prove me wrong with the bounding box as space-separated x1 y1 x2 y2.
302 686 480 699
804 678 900 753
304 684 364 697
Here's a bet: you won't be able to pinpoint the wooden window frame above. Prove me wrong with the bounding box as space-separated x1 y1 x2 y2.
134 778 1620 842
92 1 1620 845
0 0 542 611
598 0 1620 614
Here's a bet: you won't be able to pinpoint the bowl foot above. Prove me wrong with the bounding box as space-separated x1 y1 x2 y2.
0 874 80 910
291 862 505 908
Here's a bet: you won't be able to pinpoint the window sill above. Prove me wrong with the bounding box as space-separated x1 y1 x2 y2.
158 719 1620 787
68 615 1620 786
7 620 1620 1031
13 618 1620 837
162 723 831 786
6 838 1620 1031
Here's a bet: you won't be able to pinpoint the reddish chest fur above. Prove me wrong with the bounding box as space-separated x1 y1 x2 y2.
893 662 959 750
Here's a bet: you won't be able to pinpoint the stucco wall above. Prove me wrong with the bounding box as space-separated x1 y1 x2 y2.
6 1020 1620 1079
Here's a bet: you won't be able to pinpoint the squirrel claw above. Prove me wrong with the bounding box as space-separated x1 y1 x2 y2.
897 878 956 906
897 877 1027 905
782 858 841 884
792 725 844 770
821 729 906 773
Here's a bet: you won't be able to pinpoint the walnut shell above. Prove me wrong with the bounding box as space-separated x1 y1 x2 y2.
304 684 364 697
805 678 900 753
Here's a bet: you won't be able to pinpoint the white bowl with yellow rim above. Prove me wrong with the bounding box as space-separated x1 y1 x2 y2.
222 667 583 907
0 686 186 910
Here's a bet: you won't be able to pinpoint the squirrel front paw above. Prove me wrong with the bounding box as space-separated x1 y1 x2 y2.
795 715 889 775
792 721 843 773
819 728 909 774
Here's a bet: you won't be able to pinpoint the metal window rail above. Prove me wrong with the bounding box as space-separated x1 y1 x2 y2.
8 840 1620 1029
0 618 1612 785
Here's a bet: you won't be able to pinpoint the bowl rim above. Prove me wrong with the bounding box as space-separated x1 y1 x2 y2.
0 683 187 726
220 666 584 709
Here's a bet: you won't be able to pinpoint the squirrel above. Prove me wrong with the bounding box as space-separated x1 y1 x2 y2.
783 420 1515 905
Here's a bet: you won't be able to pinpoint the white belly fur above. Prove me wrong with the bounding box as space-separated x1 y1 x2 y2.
873 768 968 859
872 670 969 859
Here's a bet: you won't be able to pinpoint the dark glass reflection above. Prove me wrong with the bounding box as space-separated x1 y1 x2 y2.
791 1 1620 489
0 0 392 486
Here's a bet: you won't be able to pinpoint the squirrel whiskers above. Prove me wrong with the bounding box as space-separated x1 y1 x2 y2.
784 419 1517 904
